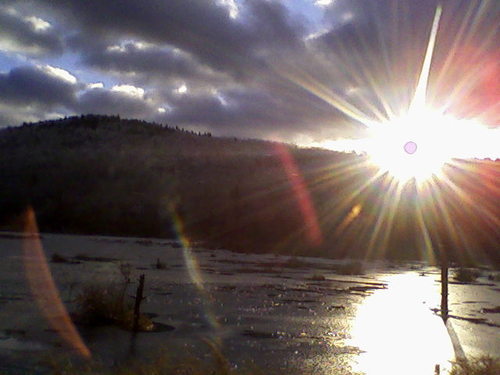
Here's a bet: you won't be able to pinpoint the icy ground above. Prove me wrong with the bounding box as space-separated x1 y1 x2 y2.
0 233 498 374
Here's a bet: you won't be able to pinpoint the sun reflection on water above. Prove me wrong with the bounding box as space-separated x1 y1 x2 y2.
348 273 455 375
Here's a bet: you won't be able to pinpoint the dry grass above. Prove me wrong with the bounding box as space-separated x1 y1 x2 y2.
449 356 500 375
75 284 153 331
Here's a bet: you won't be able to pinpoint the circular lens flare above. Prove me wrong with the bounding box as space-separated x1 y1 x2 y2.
404 141 417 155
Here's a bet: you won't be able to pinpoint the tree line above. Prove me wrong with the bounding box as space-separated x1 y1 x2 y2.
0 115 498 265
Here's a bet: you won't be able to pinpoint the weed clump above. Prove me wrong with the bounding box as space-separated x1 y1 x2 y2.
75 284 152 331
310 273 326 281
453 268 481 283
51 253 69 263
284 256 311 269
487 273 500 282
336 261 364 275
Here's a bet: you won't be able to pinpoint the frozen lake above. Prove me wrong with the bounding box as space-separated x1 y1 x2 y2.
0 232 498 374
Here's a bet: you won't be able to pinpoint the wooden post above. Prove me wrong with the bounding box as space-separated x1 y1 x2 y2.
441 263 448 319
440 244 449 320
133 274 145 332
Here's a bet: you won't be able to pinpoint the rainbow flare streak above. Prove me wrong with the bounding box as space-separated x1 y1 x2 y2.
22 207 91 359
275 143 323 247
170 205 221 334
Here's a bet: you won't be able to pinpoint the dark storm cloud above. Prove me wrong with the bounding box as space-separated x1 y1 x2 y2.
318 0 444 67
0 65 76 107
0 109 30 127
165 89 282 127
0 64 77 127
82 42 225 86
0 0 324 134
309 0 497 118
159 85 344 139
245 0 305 50
0 64 155 127
318 0 497 68
0 0 495 137
76 88 154 119
310 17 418 115
69 0 307 86
0 7 62 56
34 0 257 77
30 0 310 81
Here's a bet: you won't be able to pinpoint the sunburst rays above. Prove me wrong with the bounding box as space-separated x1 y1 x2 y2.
271 1 498 261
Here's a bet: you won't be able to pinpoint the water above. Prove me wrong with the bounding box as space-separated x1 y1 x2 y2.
349 273 455 375
0 232 498 374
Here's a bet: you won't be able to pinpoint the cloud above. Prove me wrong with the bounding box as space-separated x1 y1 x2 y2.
76 87 154 119
0 0 495 141
157 85 346 139
82 41 225 86
87 82 104 89
216 0 239 19
310 0 498 118
41 65 77 84
25 15 51 32
0 102 45 126
0 65 76 107
244 0 305 50
0 6 62 56
0 64 154 127
175 83 188 95
111 84 145 99
315 0 334 7
33 0 258 76
27 0 310 80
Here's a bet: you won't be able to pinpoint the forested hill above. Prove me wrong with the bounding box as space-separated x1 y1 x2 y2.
0 115 498 265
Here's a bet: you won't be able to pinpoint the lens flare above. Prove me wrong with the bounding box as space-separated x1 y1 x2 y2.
22 207 91 359
404 141 417 155
275 144 322 246
271 1 498 267
169 204 221 333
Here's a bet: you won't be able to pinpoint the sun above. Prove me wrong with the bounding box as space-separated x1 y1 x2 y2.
304 107 497 184
290 4 498 183
364 109 455 183
363 107 499 183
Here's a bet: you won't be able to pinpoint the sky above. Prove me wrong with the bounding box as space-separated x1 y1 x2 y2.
0 0 497 144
